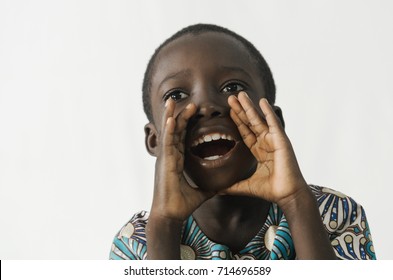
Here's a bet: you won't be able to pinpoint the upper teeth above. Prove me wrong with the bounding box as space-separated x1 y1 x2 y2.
192 133 234 147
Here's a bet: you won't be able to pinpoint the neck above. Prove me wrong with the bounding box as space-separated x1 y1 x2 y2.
191 195 271 252
193 195 269 224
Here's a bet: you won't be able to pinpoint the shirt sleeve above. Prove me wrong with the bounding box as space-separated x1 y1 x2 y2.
311 185 376 260
109 211 149 260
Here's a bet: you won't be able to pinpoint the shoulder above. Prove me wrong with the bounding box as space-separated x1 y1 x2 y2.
309 184 376 260
309 184 363 231
309 184 348 199
109 211 149 260
117 211 149 240
309 184 363 228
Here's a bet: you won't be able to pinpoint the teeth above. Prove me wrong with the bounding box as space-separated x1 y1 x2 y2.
204 155 222 160
203 135 212 142
211 133 220 140
191 133 235 147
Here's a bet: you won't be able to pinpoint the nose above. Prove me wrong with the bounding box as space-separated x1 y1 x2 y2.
192 88 227 120
195 104 223 119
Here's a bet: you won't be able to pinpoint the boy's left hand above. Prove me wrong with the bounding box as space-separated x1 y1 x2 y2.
225 92 308 208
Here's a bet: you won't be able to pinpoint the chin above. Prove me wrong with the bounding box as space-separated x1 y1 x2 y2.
185 170 238 192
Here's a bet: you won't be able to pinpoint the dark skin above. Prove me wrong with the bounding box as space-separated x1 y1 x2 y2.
144 32 336 259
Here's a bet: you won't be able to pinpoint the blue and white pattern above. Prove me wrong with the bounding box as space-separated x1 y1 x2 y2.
109 185 376 260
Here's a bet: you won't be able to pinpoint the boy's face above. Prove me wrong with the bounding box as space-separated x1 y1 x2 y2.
147 32 267 191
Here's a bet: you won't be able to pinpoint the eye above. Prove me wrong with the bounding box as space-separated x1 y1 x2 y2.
221 82 245 94
163 90 189 102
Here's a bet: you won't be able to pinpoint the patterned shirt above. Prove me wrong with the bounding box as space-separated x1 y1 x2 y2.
109 185 376 260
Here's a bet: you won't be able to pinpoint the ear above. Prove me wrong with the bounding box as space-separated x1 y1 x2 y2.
273 106 285 129
144 122 158 157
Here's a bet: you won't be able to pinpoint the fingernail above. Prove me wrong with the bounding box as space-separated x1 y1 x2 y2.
165 99 170 107
240 91 250 99
186 103 193 110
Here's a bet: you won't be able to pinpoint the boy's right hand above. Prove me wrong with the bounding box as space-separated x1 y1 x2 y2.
150 98 215 222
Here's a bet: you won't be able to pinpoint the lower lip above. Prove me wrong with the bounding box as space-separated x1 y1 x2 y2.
189 141 240 169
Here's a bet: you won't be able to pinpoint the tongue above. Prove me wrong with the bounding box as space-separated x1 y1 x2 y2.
191 139 235 159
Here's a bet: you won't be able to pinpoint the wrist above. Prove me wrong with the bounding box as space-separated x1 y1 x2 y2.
276 181 312 213
146 213 184 260
148 212 185 228
275 183 337 259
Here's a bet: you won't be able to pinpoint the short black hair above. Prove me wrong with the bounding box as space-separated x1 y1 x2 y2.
142 23 276 122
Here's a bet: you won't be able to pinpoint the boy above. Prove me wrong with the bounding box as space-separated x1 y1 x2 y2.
110 24 375 260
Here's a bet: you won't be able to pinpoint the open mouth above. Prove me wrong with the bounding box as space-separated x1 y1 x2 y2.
190 133 237 161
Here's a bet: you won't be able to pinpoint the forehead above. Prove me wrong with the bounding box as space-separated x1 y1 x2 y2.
151 32 259 87
159 31 252 61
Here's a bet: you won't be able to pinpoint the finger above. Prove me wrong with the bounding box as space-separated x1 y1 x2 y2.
175 103 197 135
237 92 268 136
229 109 257 148
161 98 176 135
162 116 176 154
175 103 197 153
228 95 260 150
161 99 177 154
228 94 252 128
259 98 284 134
161 101 197 159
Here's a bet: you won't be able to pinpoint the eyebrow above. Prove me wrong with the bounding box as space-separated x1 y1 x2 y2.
218 66 253 80
157 66 252 91
158 69 192 91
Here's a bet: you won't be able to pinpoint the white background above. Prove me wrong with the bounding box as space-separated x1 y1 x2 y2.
0 0 391 259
